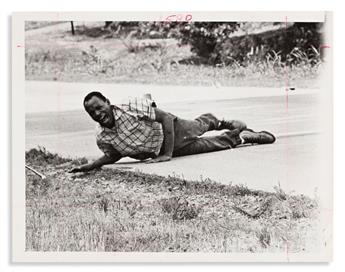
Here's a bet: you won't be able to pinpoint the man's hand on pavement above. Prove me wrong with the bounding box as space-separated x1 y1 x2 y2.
146 155 172 164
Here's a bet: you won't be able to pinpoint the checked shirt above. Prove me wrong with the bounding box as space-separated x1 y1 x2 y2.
96 98 164 158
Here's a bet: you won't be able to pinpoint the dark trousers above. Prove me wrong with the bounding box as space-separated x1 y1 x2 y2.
167 113 242 157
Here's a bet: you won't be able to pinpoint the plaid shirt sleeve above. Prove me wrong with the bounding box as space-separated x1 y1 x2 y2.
121 97 156 121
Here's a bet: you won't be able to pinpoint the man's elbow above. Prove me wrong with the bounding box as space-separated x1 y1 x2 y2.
104 153 121 164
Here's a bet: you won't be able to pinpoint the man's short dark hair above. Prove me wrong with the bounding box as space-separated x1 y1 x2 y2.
83 91 107 106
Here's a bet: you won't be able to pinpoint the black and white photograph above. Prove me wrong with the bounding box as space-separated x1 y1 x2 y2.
12 11 332 262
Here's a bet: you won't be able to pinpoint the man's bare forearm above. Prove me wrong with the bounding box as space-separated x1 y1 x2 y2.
70 155 120 173
88 155 119 170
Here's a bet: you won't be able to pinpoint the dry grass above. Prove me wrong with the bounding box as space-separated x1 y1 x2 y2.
26 148 320 252
25 21 67 31
25 24 321 88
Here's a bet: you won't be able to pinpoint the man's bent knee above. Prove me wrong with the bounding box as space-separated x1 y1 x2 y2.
195 113 220 131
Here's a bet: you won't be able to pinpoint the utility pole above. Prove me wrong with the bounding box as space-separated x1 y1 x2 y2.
71 21 75 35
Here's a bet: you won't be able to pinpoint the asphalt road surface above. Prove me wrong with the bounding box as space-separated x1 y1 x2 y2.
26 82 330 196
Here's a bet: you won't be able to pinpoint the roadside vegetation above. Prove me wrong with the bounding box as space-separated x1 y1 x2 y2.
25 21 323 87
26 147 319 252
25 21 67 31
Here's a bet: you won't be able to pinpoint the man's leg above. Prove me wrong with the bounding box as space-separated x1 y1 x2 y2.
211 113 276 145
218 119 247 132
173 130 242 157
193 113 220 131
172 128 276 157
171 113 275 156
194 114 247 133
172 113 221 150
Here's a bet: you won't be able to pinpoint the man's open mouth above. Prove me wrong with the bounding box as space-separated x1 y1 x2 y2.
99 115 108 124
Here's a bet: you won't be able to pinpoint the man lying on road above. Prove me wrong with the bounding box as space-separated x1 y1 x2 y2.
69 91 276 173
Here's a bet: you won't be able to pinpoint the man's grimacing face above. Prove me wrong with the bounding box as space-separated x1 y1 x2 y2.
84 96 115 128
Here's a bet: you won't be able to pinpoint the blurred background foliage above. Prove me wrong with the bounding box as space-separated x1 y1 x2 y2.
101 21 323 66
25 20 324 87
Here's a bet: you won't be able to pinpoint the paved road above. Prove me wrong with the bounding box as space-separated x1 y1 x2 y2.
26 82 329 196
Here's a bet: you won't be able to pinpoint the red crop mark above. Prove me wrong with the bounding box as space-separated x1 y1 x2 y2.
284 16 289 111
16 44 24 48
320 45 331 49
286 242 290 261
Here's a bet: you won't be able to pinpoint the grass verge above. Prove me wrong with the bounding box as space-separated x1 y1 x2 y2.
25 147 320 252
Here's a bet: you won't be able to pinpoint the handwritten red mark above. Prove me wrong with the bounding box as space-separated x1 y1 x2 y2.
164 13 193 22
320 45 331 49
185 14 193 21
